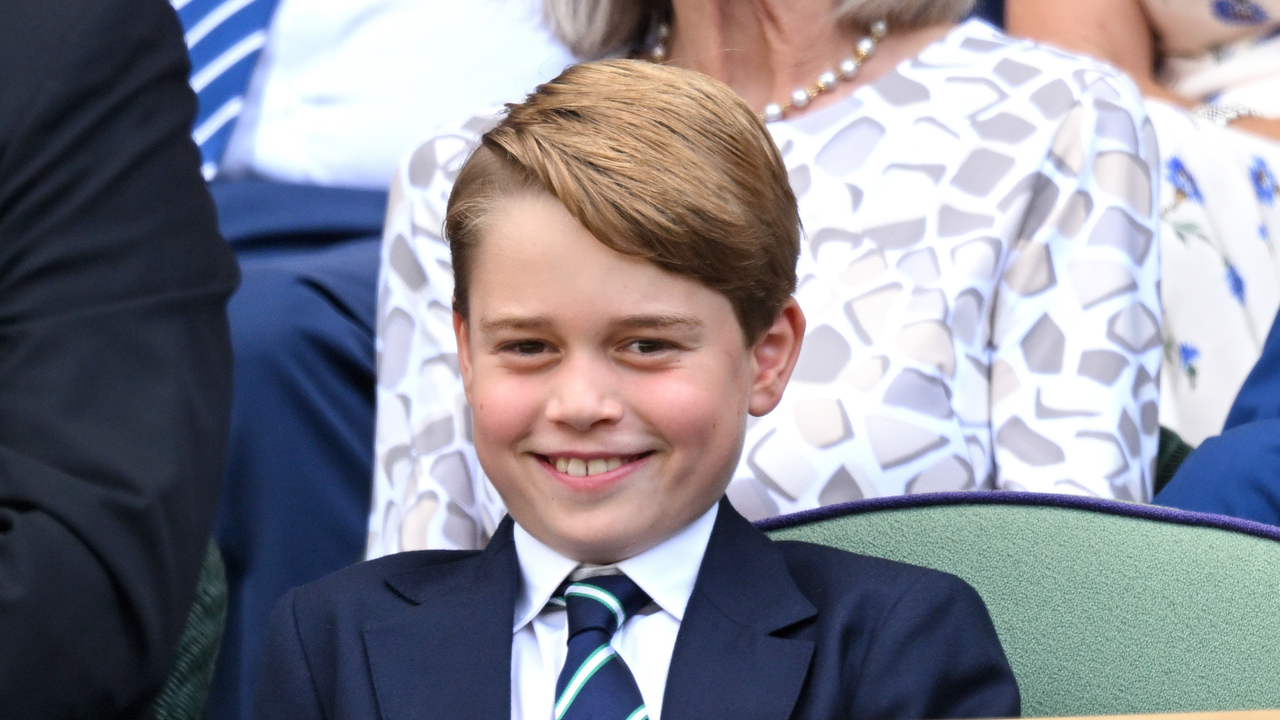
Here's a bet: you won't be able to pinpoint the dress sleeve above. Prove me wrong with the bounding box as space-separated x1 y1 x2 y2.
988 72 1162 500
0 0 239 713
368 115 505 557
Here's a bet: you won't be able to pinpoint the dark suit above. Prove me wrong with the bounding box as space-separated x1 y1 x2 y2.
255 500 1020 720
0 0 238 716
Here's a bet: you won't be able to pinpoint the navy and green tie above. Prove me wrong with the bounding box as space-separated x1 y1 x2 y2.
552 575 653 720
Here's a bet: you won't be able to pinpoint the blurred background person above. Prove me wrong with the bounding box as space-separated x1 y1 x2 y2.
170 0 574 717
0 0 238 716
367 0 1162 559
1009 0 1280 446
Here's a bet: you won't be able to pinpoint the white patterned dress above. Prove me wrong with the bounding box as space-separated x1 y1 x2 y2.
365 20 1162 556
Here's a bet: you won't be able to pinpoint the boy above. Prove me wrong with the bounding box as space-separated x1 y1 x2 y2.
253 60 1020 720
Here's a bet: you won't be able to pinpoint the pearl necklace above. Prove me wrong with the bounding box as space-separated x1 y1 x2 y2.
648 19 888 123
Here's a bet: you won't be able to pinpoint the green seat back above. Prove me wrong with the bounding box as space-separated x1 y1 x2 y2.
762 493 1280 717
151 539 228 720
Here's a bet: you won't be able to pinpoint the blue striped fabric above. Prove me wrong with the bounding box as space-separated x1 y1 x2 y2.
173 0 279 179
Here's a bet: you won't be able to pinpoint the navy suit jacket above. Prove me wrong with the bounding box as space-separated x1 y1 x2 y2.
254 500 1020 720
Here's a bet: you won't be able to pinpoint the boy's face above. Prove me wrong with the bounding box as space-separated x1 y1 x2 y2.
455 193 803 564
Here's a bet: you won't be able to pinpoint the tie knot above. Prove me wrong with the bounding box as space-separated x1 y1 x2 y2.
558 574 651 638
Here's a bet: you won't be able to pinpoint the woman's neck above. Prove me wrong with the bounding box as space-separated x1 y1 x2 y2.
665 0 956 118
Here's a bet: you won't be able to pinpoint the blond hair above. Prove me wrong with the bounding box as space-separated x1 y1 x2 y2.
544 0 976 59
447 59 800 343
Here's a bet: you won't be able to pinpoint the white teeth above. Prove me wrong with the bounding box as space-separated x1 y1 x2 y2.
551 456 632 476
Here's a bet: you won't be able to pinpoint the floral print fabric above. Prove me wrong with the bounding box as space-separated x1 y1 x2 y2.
1137 0 1280 444
1140 0 1280 57
1148 100 1280 444
364 21 1162 555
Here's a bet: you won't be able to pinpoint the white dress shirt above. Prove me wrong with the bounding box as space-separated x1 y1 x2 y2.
221 0 575 189
510 503 719 720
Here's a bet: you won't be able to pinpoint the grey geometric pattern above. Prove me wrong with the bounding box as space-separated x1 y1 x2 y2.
365 20 1162 556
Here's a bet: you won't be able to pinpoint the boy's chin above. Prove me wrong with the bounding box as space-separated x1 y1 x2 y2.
534 519 661 566
513 495 721 565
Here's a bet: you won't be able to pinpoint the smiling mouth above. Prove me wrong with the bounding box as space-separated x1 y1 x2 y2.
539 454 650 477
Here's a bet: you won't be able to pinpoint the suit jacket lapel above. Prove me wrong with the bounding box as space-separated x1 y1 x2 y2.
363 518 520 720
662 499 818 720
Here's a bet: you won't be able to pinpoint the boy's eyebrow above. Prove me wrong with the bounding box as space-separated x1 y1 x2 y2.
479 315 555 334
477 313 704 334
610 314 704 332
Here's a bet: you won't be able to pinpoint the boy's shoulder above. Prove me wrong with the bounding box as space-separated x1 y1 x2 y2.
284 547 494 624
699 500 990 625
305 547 482 590
768 537 988 623
771 536 953 585
689 514 1018 718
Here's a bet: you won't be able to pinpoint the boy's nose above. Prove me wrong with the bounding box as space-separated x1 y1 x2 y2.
544 356 624 432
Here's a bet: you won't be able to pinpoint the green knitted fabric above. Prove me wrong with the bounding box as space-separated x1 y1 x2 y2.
767 504 1280 716
150 539 228 720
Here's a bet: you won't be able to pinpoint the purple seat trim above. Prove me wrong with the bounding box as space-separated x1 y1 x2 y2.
754 491 1280 543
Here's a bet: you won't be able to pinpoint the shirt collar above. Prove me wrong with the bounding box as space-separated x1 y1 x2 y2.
512 502 719 633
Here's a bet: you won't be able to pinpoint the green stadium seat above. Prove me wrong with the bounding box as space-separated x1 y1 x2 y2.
760 492 1280 716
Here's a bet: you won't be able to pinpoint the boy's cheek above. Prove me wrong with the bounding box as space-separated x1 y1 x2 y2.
650 354 755 410
633 376 745 441
468 373 542 439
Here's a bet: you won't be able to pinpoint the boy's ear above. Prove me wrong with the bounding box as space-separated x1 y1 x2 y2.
748 297 806 417
453 308 474 397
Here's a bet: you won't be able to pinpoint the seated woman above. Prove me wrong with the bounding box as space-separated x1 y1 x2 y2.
367 0 1162 554
1009 0 1280 446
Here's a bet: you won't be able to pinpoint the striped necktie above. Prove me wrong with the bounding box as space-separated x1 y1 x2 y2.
552 575 652 720
172 0 279 180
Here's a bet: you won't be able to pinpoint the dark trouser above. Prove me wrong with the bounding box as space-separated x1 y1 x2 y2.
205 181 384 720
1155 308 1280 527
